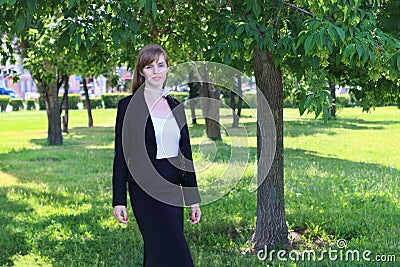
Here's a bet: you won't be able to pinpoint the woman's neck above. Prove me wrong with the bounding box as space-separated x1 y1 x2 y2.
144 87 163 95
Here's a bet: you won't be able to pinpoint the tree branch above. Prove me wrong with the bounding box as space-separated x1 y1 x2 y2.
283 2 315 18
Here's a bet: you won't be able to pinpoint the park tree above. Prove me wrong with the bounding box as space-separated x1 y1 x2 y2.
211 0 399 250
291 1 400 117
0 0 139 144
1 0 82 144
142 0 400 250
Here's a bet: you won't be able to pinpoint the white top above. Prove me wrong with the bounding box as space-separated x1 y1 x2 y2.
151 115 181 159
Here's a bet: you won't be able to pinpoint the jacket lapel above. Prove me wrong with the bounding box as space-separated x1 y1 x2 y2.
137 90 187 154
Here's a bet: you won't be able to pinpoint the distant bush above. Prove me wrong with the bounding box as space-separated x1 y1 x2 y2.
102 93 130 109
336 94 353 108
26 99 36 110
0 96 10 112
38 97 46 110
10 98 24 111
59 94 80 110
39 94 81 110
169 92 188 103
222 91 257 109
83 97 103 109
348 92 360 107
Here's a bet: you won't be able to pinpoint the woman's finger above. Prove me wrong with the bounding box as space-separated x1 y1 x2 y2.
190 207 201 224
114 206 128 224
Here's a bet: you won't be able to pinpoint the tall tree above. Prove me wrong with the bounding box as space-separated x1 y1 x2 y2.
183 0 400 249
0 0 139 144
129 0 400 250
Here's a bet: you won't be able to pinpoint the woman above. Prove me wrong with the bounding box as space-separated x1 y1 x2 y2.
112 44 201 267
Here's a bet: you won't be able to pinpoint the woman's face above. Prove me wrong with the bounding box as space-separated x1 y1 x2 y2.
141 54 168 90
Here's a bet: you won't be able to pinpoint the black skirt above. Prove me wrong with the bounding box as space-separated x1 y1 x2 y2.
128 158 194 267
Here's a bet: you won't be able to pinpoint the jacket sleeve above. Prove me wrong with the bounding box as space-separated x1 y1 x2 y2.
180 110 201 206
112 100 128 207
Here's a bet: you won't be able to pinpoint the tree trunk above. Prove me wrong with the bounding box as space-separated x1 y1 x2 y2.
62 76 69 133
329 82 336 118
252 47 289 250
83 78 93 127
232 72 242 128
230 89 237 126
188 69 197 125
42 82 63 145
199 63 221 140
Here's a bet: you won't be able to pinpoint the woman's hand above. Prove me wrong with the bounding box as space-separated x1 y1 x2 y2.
189 203 201 224
114 205 128 224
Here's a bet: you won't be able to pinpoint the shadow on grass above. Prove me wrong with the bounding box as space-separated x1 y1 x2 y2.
284 148 399 243
29 126 115 148
0 187 32 265
1 122 399 265
0 184 143 266
238 115 399 138
0 125 144 266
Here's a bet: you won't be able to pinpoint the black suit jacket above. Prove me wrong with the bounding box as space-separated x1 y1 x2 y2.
112 88 201 207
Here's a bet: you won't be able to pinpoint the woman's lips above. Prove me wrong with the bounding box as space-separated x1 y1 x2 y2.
152 76 162 81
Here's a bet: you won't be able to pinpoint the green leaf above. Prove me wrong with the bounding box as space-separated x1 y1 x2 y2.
27 0 36 11
224 54 231 65
144 0 151 14
327 25 336 42
254 31 260 44
335 26 345 42
151 1 157 19
298 98 306 116
28 28 38 35
356 44 363 59
253 1 261 18
310 56 320 70
320 90 332 104
296 34 307 50
397 55 400 72
318 28 325 49
349 27 354 38
304 35 315 55
15 15 25 34
349 46 356 61
272 56 282 67
225 24 232 35
68 0 75 9
343 44 355 59
316 32 323 49
362 50 369 63
237 25 245 36
343 5 349 21
246 0 253 12
327 40 333 53
369 51 375 64
315 102 322 118
304 94 314 109
244 24 252 37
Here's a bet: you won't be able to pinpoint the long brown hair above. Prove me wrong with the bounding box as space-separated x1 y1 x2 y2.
131 44 170 94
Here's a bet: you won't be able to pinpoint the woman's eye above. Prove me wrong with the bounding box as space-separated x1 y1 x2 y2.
145 66 152 69
158 63 165 67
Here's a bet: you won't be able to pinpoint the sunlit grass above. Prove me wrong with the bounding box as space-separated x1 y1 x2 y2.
0 106 399 266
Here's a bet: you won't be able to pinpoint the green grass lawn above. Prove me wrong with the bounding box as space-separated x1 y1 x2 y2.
0 107 399 266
